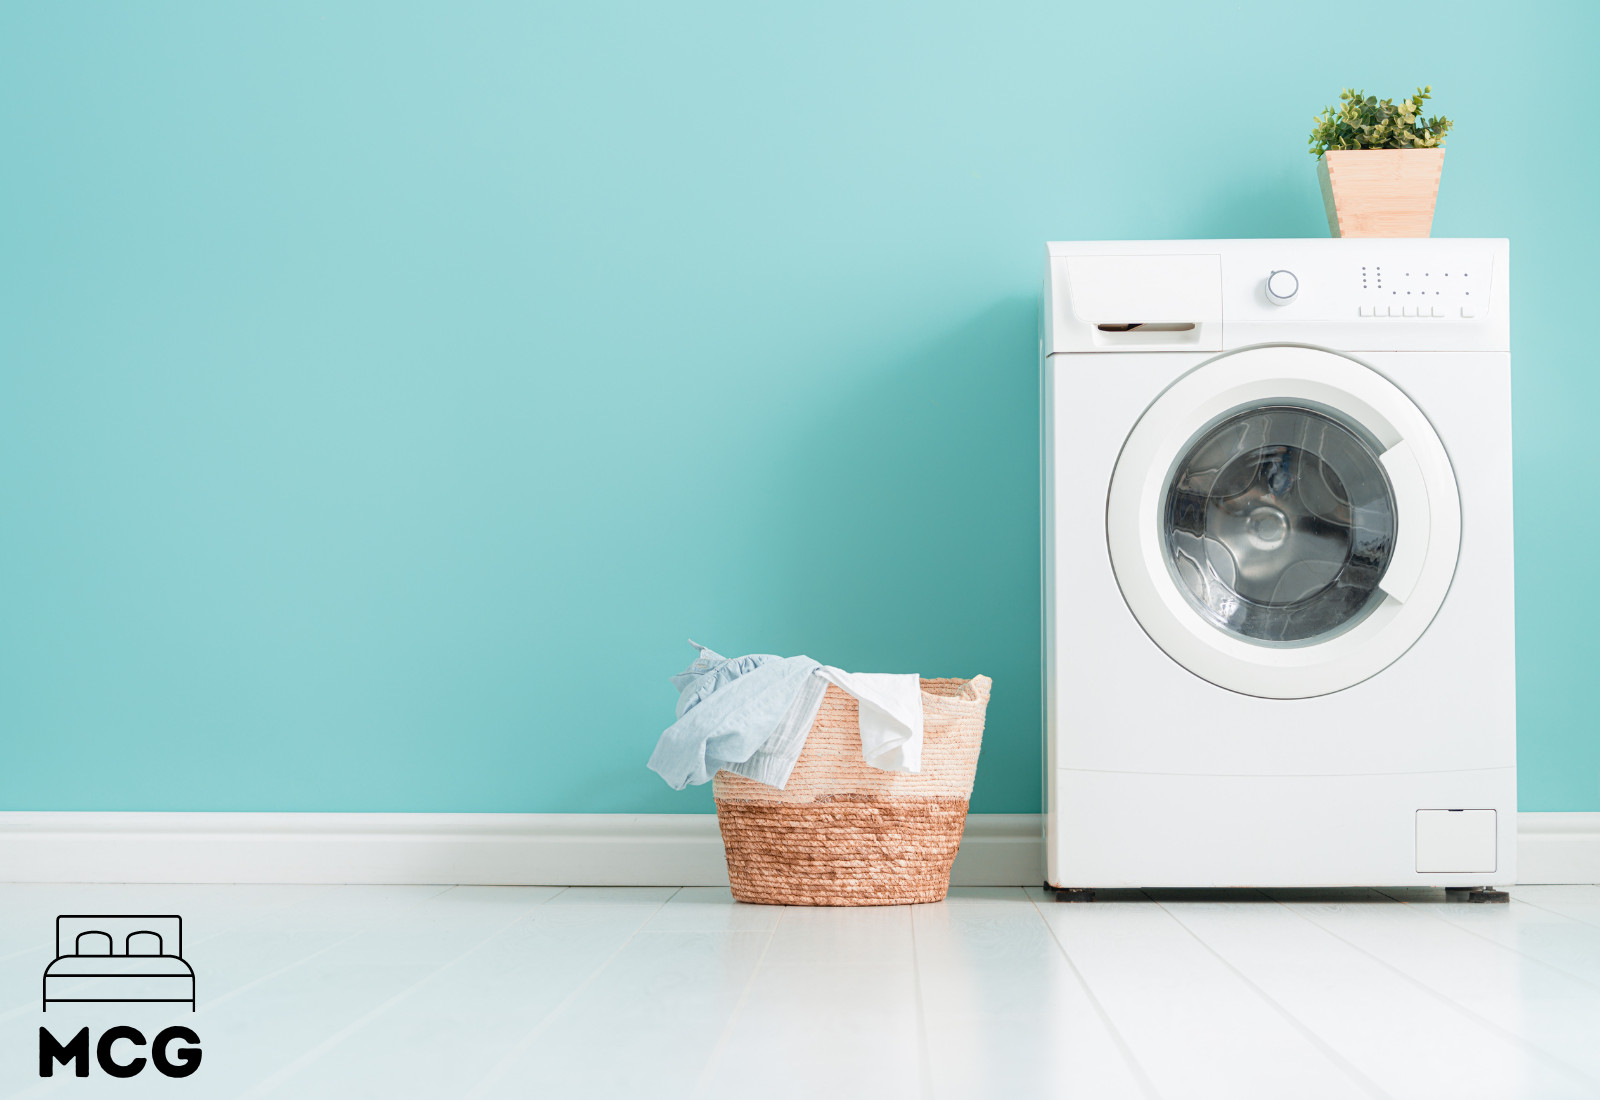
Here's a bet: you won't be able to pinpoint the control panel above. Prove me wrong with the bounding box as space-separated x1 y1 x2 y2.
1355 261 1483 319
1219 240 1498 326
1044 239 1508 355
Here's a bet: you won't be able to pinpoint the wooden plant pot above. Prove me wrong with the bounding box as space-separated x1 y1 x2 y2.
1317 148 1445 238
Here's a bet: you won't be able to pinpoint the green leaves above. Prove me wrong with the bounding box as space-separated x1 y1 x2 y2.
1308 86 1453 156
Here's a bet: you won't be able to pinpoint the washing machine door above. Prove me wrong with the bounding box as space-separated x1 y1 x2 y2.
1106 345 1461 699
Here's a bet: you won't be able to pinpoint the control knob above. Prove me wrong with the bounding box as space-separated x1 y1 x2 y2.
1265 270 1299 305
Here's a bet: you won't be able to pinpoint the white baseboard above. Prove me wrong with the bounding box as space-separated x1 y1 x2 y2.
0 811 1593 887
1516 812 1600 885
0 813 731 887
0 812 1040 888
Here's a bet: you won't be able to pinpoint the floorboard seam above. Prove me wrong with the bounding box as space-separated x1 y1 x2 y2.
236 886 569 1099
908 902 935 1100
1271 893 1600 1091
1375 890 1600 994
193 883 460 1017
1498 888 1600 932
1025 890 1163 1100
462 888 681 1099
1153 893 1393 1100
689 905 784 1100
0 941 52 966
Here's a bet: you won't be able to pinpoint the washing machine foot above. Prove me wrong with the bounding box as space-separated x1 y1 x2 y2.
1445 887 1510 904
1044 883 1097 903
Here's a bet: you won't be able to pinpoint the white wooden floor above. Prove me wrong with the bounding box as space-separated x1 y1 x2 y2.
4 884 1600 1098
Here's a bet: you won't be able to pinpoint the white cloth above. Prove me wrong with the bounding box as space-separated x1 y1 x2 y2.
817 667 924 774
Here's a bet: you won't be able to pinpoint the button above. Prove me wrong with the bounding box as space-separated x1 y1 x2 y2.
1402 305 1417 317
1266 270 1299 305
1432 305 1446 318
1359 305 1374 317
1461 305 1476 318
1385 305 1399 317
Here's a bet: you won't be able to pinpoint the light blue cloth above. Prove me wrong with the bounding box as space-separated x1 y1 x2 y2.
647 641 828 790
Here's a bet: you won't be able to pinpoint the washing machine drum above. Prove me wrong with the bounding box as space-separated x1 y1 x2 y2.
1107 346 1460 699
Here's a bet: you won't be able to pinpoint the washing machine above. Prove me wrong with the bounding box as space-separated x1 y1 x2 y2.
1041 239 1515 890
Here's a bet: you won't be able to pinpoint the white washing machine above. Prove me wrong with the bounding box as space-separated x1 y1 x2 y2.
1041 239 1515 890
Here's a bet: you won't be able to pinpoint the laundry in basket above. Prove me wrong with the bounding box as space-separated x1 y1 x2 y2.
713 676 990 906
647 641 925 791
646 642 990 906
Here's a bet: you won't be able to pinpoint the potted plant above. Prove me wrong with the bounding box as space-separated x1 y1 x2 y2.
1310 87 1453 238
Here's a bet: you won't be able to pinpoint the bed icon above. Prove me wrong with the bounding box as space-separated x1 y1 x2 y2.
42 915 195 1012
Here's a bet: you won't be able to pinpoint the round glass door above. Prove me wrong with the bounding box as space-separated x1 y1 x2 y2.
1104 345 1461 699
1163 405 1396 646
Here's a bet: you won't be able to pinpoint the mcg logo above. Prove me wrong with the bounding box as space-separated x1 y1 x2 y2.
39 1026 201 1079
38 914 203 1080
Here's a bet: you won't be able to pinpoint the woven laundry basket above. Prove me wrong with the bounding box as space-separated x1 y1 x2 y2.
712 675 991 906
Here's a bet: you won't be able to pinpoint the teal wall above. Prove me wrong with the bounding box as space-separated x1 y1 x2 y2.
2 1 1596 814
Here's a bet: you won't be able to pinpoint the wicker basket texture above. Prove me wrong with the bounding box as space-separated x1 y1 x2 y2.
713 675 990 906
